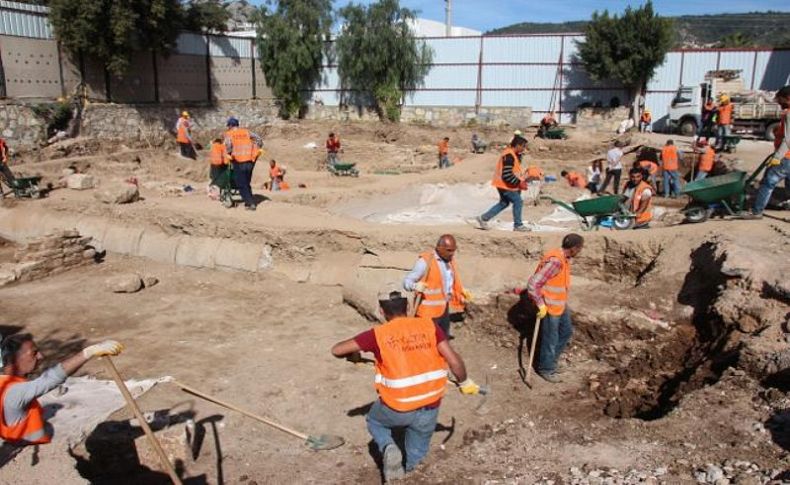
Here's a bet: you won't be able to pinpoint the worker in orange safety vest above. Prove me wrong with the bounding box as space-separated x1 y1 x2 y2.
437 137 451 169
524 233 584 383
694 140 716 180
475 135 530 232
403 234 471 337
660 139 684 198
208 137 229 186
268 159 288 191
224 117 263 210
560 170 586 188
624 167 653 228
0 334 123 445
715 94 734 151
751 85 790 217
331 289 480 481
0 137 16 187
175 111 196 160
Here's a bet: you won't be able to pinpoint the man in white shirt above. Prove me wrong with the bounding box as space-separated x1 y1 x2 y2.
599 143 624 194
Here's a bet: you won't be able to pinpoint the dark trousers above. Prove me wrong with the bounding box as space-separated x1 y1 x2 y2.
0 163 15 186
433 306 451 337
209 165 227 185
232 161 256 207
179 142 197 160
599 168 622 194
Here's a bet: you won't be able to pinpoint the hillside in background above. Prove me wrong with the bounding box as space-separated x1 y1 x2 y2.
487 11 790 48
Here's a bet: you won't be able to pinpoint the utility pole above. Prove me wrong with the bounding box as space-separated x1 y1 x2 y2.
445 0 452 37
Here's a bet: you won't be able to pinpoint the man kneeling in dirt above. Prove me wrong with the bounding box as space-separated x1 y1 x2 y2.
526 234 584 383
331 290 480 481
0 334 123 444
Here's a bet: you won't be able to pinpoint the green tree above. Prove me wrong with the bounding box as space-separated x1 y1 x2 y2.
49 0 183 76
255 0 333 119
184 0 231 33
336 0 433 122
576 1 673 122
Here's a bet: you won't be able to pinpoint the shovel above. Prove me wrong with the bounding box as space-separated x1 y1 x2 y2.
173 381 344 451
524 316 541 388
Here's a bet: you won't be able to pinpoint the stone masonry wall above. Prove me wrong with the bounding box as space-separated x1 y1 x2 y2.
0 102 47 150
1 230 96 284
304 105 533 128
576 107 630 133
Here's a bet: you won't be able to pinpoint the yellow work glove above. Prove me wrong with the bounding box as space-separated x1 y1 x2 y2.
459 379 480 395
82 340 124 359
537 304 548 319
414 282 428 293
768 157 782 167
461 288 473 303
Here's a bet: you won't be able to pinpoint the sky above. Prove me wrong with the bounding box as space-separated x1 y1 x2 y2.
250 1 790 33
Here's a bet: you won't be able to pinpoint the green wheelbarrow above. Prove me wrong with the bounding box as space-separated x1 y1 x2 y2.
542 194 634 231
328 162 359 177
540 127 567 140
680 154 772 223
1 175 44 199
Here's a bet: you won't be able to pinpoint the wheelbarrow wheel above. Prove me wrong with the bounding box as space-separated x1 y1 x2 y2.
613 215 634 230
29 186 41 199
684 205 710 223
579 218 596 231
221 192 234 209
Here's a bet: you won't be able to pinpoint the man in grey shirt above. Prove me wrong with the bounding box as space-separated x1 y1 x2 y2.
0 333 123 444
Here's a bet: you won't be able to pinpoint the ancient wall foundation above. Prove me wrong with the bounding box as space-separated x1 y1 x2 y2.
304 105 533 128
575 107 631 133
0 229 97 285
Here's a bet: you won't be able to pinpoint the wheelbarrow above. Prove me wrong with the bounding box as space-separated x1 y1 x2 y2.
1 175 44 199
328 162 359 177
542 127 567 140
542 194 634 230
680 155 771 223
720 135 740 153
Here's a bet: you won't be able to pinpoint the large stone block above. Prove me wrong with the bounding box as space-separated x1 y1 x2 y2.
174 236 221 269
214 239 264 272
137 231 181 264
102 225 144 255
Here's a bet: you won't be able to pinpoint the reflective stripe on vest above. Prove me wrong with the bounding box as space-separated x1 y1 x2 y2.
698 146 714 172
176 118 190 144
0 375 51 444
373 317 448 411
415 251 464 318
209 143 227 166
534 248 570 316
491 147 522 191
631 180 653 225
661 146 679 171
227 128 255 162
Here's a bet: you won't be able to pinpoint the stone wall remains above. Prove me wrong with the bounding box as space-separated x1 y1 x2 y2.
575 107 631 133
0 102 47 150
304 105 533 128
0 230 97 285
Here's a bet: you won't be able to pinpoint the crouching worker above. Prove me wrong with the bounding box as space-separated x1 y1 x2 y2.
0 334 123 444
331 290 480 482
624 167 653 229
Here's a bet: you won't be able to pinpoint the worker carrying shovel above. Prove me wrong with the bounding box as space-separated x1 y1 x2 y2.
0 334 123 444
524 233 584 384
331 289 480 482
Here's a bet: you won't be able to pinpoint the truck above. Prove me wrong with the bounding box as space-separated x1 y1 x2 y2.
667 70 782 141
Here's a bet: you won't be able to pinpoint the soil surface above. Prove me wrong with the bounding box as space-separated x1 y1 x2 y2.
1 120 788 484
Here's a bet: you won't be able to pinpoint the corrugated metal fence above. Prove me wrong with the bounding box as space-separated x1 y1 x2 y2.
2 0 789 126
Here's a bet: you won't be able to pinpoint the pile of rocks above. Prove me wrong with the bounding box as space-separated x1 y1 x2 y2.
694 461 781 484
0 230 98 285
565 465 667 485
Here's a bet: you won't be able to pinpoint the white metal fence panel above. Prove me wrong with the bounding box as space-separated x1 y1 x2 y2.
482 35 563 64
424 37 481 64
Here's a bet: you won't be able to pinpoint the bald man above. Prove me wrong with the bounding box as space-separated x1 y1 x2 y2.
403 235 472 337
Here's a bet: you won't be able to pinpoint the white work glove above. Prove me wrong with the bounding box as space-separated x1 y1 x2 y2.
414 281 428 293
82 340 124 359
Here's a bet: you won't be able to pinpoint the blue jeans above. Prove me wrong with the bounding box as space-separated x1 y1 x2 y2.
481 189 523 228
663 170 680 197
438 155 451 169
716 124 731 149
753 157 790 215
537 308 573 375
232 161 256 207
694 171 709 181
366 400 439 472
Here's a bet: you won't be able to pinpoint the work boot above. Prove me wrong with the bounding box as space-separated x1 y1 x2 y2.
741 212 762 220
555 361 569 374
245 204 257 211
538 372 562 384
513 225 530 232
382 444 405 482
475 216 489 230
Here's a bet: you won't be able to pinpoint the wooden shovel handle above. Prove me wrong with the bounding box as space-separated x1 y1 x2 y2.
525 316 542 384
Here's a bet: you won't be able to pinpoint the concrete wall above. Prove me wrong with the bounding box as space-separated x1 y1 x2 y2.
575 107 631 133
304 105 533 128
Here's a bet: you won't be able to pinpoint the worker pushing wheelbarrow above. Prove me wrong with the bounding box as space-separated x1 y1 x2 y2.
542 194 634 230
680 155 773 223
212 162 241 208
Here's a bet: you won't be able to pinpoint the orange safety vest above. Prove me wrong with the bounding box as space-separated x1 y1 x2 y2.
526 166 544 180
775 109 790 158
269 165 283 179
491 147 522 191
631 180 653 225
209 142 228 166
640 113 652 123
698 146 715 172
438 140 449 155
0 139 7 163
176 117 191 144
639 160 658 175
0 375 50 444
534 248 570 317
373 316 448 412
226 128 255 163
416 251 464 319
326 137 341 153
718 103 733 125
565 171 585 188
661 145 679 171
